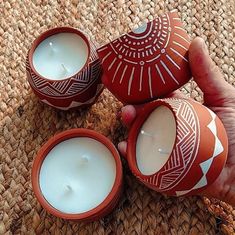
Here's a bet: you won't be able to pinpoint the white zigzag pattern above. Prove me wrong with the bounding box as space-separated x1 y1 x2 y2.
28 58 101 97
147 99 199 191
41 84 104 110
176 108 224 196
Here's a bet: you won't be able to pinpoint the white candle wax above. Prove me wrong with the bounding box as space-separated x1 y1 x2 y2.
39 137 116 214
136 106 176 175
33 33 88 80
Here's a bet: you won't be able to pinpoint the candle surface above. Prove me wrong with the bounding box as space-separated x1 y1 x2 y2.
33 33 88 80
39 137 116 214
136 106 176 175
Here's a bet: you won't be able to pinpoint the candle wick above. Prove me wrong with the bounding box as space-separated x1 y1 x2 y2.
61 63 68 73
140 130 155 138
65 185 72 191
49 42 54 51
158 148 170 155
80 156 88 164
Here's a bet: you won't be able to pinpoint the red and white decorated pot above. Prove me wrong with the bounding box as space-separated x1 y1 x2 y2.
127 98 228 196
26 27 103 110
97 11 191 104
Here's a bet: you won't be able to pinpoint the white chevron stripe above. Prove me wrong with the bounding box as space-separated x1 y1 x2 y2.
41 84 104 110
176 108 224 196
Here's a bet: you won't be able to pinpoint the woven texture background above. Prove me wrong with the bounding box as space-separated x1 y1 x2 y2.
1 0 235 234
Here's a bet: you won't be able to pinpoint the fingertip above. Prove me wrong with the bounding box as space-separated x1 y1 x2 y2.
118 141 127 158
189 37 209 70
189 37 207 53
121 105 137 127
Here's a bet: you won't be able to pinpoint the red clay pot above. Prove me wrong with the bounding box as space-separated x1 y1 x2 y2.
31 129 123 221
127 98 228 196
26 27 103 110
97 11 191 104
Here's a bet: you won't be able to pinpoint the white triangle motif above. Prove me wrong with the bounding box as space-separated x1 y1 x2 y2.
175 108 224 196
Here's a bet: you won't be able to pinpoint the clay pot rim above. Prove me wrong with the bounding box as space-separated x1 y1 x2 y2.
28 27 91 82
127 99 178 180
31 128 123 220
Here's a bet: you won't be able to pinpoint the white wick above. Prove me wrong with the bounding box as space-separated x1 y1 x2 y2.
49 42 56 56
49 42 54 52
140 130 155 138
61 63 68 73
79 156 88 165
65 185 72 193
158 148 170 155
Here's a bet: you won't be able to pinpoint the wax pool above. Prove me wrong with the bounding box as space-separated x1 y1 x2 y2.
33 33 88 80
39 137 116 214
136 106 176 175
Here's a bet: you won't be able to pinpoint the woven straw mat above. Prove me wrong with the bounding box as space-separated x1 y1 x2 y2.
1 0 235 234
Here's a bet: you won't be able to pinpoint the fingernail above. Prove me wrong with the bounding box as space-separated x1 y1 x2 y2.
200 38 208 54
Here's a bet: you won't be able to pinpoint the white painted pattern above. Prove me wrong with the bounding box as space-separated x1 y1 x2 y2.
166 54 181 70
27 56 102 97
41 84 104 110
97 12 190 100
139 66 144 91
145 99 200 191
148 67 153 98
170 47 188 62
155 64 165 84
160 60 179 84
112 61 122 83
174 26 187 32
120 65 128 84
174 32 190 44
176 108 224 196
101 51 112 63
108 57 117 71
173 41 188 51
128 67 135 95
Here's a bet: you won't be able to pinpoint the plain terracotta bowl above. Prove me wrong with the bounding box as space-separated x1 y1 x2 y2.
31 128 123 221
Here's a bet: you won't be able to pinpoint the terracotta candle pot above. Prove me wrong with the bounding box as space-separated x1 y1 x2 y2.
31 129 123 221
127 98 228 196
97 11 191 104
26 27 103 110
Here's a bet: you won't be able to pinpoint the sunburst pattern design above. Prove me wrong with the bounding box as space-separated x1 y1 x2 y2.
97 11 191 104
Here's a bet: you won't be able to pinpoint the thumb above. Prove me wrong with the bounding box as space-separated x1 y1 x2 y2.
189 37 234 106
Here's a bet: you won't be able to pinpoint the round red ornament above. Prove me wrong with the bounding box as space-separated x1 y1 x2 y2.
127 98 228 196
31 129 123 221
97 11 191 104
26 27 103 110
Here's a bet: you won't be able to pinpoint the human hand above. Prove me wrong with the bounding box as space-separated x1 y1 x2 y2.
118 37 235 206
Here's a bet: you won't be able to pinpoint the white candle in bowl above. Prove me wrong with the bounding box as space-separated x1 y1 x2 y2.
39 137 116 214
136 106 176 175
33 33 89 80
